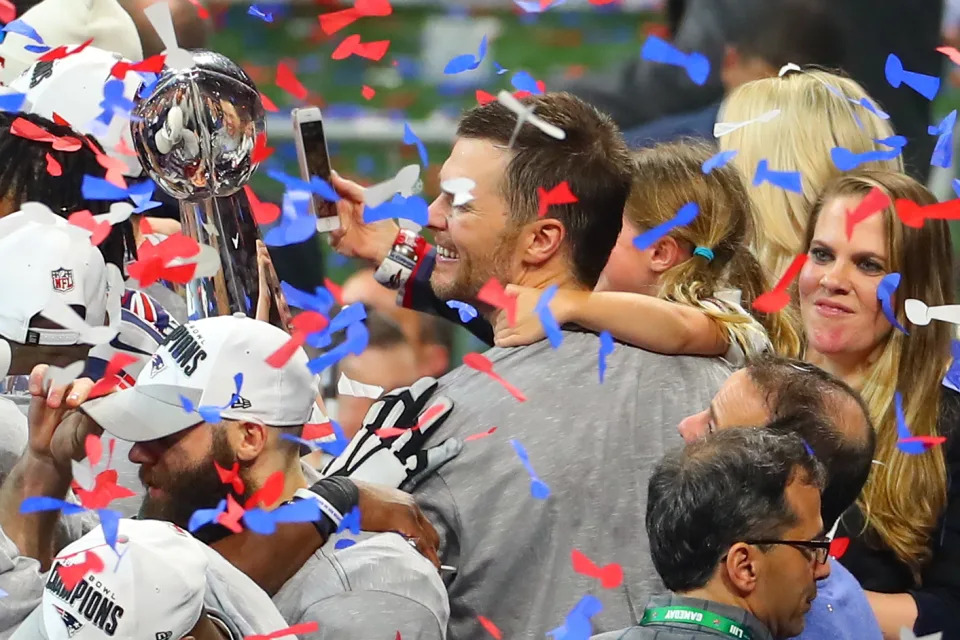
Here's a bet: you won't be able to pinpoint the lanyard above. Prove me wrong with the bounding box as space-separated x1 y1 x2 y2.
639 606 754 640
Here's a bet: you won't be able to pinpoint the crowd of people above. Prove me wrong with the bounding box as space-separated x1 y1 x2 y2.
0 0 957 639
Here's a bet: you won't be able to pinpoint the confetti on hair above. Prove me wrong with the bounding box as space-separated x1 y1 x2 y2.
877 273 909 335
632 202 698 250
895 198 960 228
845 186 891 239
537 181 578 217
752 254 807 313
753 159 802 193
701 149 737 174
713 109 780 137
894 391 928 455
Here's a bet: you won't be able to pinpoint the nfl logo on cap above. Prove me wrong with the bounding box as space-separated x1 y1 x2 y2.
51 268 74 293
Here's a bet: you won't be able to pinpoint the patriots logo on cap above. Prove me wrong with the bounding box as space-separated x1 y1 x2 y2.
148 353 166 378
53 605 84 637
51 268 74 293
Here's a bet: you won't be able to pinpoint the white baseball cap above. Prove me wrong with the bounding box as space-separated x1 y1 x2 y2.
11 46 145 177
39 519 208 640
82 314 318 442
0 203 120 346
0 0 142 85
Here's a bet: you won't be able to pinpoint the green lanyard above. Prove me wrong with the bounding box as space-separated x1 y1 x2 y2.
640 606 754 640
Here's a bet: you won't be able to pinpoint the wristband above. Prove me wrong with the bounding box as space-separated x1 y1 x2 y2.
297 476 360 539
374 228 431 293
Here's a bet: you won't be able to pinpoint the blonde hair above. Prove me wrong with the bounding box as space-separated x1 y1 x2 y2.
803 171 953 579
719 69 902 279
629 141 801 357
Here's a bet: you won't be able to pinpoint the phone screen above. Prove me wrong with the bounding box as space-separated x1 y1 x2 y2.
299 119 336 219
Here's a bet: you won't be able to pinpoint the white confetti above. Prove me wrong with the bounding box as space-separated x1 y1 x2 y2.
364 164 421 209
143 1 193 69
0 339 9 379
713 109 781 138
904 299 960 327
72 459 96 492
41 360 86 390
497 90 567 147
337 372 384 400
441 177 476 207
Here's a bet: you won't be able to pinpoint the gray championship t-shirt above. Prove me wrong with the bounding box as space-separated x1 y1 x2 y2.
272 532 449 639
414 330 732 637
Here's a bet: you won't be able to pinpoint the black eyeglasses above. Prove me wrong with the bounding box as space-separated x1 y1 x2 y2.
742 537 832 565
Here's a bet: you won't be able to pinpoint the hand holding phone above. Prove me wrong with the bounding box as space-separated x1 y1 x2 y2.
293 107 340 232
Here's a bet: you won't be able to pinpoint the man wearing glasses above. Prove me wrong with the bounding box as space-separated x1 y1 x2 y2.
594 425 831 640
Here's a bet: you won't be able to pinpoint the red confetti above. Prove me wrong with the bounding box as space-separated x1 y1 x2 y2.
895 197 960 228
110 54 166 79
463 353 527 402
96 152 129 189
215 461 245 496
476 90 497 106
128 234 202 287
318 7 360 34
68 210 110 246
87 353 138 399
10 117 81 151
260 92 279 113
276 61 308 101
185 0 209 19
331 34 391 61
465 426 498 442
45 152 62 176
74 469 136 510
846 186 890 239
303 422 334 440
899 435 948 448
265 311 328 368
752 254 808 314
571 548 623 588
361 85 376 100
139 216 153 236
356 0 393 16
537 181 578 217
324 277 343 305
114 137 138 157
588 0 621 4
478 278 518 326
246 622 320 640
85 434 102 467
244 185 281 225
477 615 502 640
937 46 960 66
244 470 285 509
56 549 104 591
829 536 850 559
0 0 15 23
215 494 246 533
375 403 446 438
38 38 93 64
252 132 274 163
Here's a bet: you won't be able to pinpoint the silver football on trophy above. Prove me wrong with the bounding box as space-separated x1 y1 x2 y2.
130 50 265 201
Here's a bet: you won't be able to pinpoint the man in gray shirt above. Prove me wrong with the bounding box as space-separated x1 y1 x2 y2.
330 92 732 636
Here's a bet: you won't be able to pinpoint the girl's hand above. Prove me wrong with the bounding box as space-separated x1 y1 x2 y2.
493 285 577 347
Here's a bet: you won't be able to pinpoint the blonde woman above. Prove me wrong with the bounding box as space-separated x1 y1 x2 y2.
495 141 801 362
719 68 902 279
797 170 960 638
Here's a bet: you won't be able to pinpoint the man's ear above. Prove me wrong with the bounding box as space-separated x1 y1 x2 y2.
521 218 566 267
724 542 760 596
229 421 269 463
648 235 688 274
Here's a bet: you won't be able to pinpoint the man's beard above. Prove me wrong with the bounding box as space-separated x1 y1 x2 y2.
137 429 250 542
431 229 519 302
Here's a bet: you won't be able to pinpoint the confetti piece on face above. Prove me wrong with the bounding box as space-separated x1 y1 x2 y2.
362 85 376 100
829 536 850 559
447 300 479 323
537 181 578 217
885 53 940 100
276 62 308 101
713 109 780 138
338 371 384 399
466 426 498 442
248 5 273 21
215 461 245 495
928 110 956 169
702 149 737 174
846 186 891 240
478 278 518 326
464 352 527 401
894 391 927 455
477 616 503 640
444 35 487 75
895 198 960 228
877 273 909 335
441 177 476 207
753 159 802 194
497 91 567 146
640 34 710 86
536 285 563 349
571 548 624 588
632 202 698 251
244 470 285 509
598 330 614 383
752 253 807 313
402 122 429 167
331 34 391 61
510 438 550 499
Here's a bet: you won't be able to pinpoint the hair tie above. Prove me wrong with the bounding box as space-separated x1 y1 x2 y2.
693 246 714 262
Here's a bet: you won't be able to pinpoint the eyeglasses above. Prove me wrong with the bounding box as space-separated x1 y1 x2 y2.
742 537 832 565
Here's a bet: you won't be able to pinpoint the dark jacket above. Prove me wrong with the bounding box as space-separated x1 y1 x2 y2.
837 387 960 637
591 594 774 640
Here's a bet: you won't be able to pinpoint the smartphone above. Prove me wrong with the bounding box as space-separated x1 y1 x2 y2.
292 107 340 233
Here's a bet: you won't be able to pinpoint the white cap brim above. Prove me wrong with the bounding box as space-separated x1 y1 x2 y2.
81 384 204 442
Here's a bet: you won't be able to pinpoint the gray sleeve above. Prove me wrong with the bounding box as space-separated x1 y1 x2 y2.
0 527 44 639
412 471 460 574
299 592 445 640
7 606 45 640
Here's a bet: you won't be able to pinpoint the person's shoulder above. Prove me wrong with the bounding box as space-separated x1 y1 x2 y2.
623 102 720 150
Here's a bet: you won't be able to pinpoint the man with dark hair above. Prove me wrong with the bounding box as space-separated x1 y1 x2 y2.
594 426 831 640
674 355 881 640
328 92 733 637
623 0 844 148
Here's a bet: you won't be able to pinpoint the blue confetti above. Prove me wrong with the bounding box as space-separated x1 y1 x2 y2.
511 70 543 95
640 34 710 86
885 53 940 100
536 285 563 349
19 497 87 515
701 149 737 174
189 499 226 533
82 175 131 201
953 179 960 200
403 122 429 167
753 159 802 194
198 406 223 423
830 145 904 171
248 5 273 21
877 273 909 335
494 61 509 75
447 300 479 323
510 439 550 499
363 194 429 226
945 340 960 390
263 191 316 247
443 35 487 75
598 331 614 383
128 180 163 213
241 508 275 535
281 281 335 314
633 202 699 250
894 391 926 455
4 19 44 43
310 176 341 202
97 78 135 126
98 509 121 550
548 594 604 640
928 110 956 169
337 505 361 535
335 538 357 550
0 92 26 112
179 395 195 414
